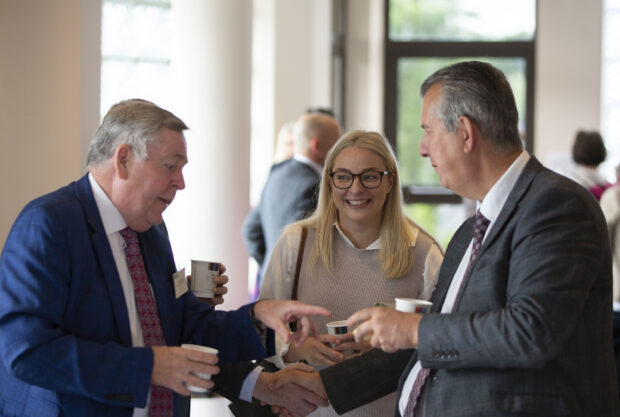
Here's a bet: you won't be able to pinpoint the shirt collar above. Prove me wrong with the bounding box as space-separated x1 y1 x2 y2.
333 222 418 250
88 173 127 236
478 150 531 223
293 153 323 176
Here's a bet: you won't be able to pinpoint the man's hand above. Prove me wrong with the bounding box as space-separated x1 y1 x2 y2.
253 300 331 346
189 263 229 306
347 307 422 352
254 363 328 417
151 346 219 396
284 334 345 366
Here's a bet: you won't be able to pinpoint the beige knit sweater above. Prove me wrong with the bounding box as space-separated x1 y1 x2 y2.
260 223 443 417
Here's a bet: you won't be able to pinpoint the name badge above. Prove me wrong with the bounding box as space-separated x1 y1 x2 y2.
173 268 188 299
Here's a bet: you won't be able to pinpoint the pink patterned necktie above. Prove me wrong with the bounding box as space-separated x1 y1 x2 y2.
403 210 490 417
120 227 173 417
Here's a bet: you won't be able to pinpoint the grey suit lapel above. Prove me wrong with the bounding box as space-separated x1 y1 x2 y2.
474 156 543 261
452 156 543 311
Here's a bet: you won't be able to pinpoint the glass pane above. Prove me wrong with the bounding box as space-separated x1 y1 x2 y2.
396 57 527 187
101 60 171 118
389 0 536 41
102 2 171 61
601 0 620 179
404 203 468 250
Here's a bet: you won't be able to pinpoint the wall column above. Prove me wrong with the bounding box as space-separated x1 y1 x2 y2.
168 0 253 309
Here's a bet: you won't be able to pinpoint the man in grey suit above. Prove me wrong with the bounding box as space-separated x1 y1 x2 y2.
271 61 619 417
242 111 341 291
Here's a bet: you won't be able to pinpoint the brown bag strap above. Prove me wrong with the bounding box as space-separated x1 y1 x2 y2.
291 226 308 301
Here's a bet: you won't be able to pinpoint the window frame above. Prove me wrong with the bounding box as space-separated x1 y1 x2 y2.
383 0 536 204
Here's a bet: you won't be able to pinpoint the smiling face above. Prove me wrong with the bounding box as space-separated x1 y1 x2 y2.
330 146 394 234
418 83 469 195
115 127 187 231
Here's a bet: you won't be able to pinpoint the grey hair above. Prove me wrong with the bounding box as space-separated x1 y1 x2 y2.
86 99 188 167
420 61 522 155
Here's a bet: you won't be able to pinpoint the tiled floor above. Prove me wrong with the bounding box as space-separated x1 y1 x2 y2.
190 394 234 416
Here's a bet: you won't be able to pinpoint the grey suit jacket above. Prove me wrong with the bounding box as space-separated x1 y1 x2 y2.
321 157 619 417
242 158 320 276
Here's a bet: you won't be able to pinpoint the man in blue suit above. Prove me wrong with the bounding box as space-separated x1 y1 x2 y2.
0 99 329 417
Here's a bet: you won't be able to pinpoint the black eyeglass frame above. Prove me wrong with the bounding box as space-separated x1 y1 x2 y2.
329 170 391 189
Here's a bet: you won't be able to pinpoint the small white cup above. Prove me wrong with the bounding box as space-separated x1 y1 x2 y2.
181 344 219 393
190 260 220 298
395 298 433 314
326 320 354 355
326 320 349 336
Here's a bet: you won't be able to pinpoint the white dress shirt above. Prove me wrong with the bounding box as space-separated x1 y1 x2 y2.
88 174 150 417
399 150 531 414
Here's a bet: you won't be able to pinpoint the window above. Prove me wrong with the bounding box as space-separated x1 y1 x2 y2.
384 0 536 247
602 0 620 177
100 0 171 119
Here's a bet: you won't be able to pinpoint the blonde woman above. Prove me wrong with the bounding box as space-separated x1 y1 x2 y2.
259 130 443 417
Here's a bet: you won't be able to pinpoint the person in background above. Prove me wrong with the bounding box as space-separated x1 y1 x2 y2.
259 129 443 417
242 111 342 298
599 163 620 393
273 121 295 163
0 99 331 417
565 129 611 200
270 61 618 417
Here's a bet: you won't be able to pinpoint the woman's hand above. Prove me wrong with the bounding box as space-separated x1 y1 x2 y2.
284 334 346 366
333 332 373 358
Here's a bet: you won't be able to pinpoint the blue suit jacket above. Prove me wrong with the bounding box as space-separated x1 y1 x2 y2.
320 157 618 416
0 175 272 417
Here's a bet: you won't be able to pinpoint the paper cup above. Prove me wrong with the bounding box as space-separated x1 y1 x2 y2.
181 344 219 393
395 298 433 314
190 260 220 298
326 320 348 336
326 320 353 354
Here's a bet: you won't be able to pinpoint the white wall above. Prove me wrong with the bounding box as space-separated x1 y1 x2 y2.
0 0 607 257
0 0 101 249
535 0 603 162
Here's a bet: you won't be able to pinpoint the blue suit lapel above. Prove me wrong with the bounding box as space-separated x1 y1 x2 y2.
75 175 133 347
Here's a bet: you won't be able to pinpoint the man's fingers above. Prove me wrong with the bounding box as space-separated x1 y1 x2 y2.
213 275 228 285
185 373 215 392
291 316 312 346
184 349 219 365
275 322 292 345
212 286 227 295
346 307 374 328
352 322 374 344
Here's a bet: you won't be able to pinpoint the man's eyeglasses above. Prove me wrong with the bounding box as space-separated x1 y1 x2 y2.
329 170 390 189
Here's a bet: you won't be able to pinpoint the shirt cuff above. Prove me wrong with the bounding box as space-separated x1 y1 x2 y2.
239 365 264 402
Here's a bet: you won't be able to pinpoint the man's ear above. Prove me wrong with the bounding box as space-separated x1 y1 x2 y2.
459 116 476 153
113 144 132 179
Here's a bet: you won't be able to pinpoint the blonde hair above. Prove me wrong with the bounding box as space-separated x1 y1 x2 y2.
291 129 415 278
